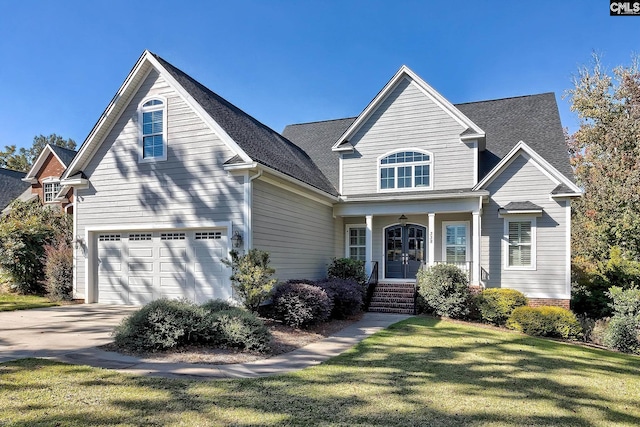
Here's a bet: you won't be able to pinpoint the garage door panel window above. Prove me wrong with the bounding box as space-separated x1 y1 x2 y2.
161 233 186 240
99 234 121 241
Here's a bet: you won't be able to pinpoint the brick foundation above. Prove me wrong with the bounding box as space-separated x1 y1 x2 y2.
527 298 570 310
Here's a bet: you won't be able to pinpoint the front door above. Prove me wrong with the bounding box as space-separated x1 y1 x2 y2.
385 224 426 279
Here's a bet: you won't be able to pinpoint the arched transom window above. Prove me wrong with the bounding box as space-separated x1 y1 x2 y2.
138 97 167 162
379 150 432 191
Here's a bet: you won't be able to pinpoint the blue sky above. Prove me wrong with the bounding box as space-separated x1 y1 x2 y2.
0 0 638 151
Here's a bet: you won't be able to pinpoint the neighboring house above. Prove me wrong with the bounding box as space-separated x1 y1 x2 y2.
22 144 78 213
0 168 30 214
60 51 581 307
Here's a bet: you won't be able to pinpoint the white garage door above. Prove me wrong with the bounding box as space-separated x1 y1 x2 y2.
97 229 230 304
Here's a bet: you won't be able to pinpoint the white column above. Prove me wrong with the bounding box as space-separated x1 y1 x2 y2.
428 213 435 267
365 215 373 277
472 211 481 286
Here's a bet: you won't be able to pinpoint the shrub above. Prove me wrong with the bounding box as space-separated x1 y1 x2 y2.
476 288 528 325
608 286 640 318
113 299 214 351
222 249 277 312
273 281 333 328
316 278 364 319
201 299 234 313
603 315 640 354
0 199 71 294
506 306 583 339
590 318 610 346
210 308 271 353
327 258 367 285
417 264 471 319
44 242 73 301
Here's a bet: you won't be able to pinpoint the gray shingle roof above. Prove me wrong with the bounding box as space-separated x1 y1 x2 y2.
456 93 573 180
500 201 543 211
153 54 337 196
0 168 29 211
49 144 77 167
283 93 574 189
282 118 356 190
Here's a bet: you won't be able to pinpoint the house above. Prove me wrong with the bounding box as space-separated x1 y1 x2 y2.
60 51 581 308
0 168 30 214
21 144 78 213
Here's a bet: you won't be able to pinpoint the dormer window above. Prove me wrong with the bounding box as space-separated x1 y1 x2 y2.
378 150 432 191
44 180 61 203
138 97 167 162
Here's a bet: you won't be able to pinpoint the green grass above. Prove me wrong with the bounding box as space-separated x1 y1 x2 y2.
1 316 640 426
0 293 58 311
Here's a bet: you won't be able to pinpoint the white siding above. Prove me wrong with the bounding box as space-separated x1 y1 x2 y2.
342 77 474 195
75 70 244 300
480 155 569 298
252 178 334 281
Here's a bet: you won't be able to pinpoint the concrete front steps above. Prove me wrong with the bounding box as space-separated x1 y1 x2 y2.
368 282 416 314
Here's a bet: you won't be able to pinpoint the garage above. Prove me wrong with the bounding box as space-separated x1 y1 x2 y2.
96 229 231 304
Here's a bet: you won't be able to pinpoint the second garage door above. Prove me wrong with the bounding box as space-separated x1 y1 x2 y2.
97 229 230 304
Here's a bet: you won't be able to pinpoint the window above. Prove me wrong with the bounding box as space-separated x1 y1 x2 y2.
443 222 469 264
379 150 432 191
347 226 366 261
44 181 61 203
139 97 167 162
161 232 186 240
504 218 536 270
195 231 222 240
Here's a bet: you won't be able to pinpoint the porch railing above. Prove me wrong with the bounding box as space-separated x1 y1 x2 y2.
364 261 379 310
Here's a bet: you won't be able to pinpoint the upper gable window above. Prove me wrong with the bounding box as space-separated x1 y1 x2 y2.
44 181 61 203
138 97 167 162
379 150 432 191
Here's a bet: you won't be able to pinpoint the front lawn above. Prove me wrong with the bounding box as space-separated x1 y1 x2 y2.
0 293 58 311
1 317 639 426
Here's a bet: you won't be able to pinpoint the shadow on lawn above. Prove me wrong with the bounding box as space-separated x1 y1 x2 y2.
3 317 640 426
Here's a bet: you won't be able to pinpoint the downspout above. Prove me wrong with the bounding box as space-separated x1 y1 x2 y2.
245 169 262 251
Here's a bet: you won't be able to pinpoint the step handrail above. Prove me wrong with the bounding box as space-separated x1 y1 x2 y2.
364 261 378 310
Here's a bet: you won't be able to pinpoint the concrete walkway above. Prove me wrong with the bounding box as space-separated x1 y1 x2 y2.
0 305 411 379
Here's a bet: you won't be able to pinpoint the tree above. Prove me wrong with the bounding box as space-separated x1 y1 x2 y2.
566 54 640 317
0 134 76 172
567 55 640 263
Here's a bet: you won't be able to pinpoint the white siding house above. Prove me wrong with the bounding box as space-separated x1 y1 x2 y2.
62 51 580 307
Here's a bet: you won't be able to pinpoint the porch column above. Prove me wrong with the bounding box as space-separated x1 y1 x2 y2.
428 213 435 267
472 211 481 286
365 215 373 277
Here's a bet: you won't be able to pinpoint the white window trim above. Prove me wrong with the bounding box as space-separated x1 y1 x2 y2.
42 177 61 204
442 221 470 263
377 148 434 193
138 95 168 163
503 216 537 271
345 224 367 261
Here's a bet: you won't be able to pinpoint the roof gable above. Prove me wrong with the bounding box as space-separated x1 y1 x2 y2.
63 51 336 196
473 140 581 195
24 144 77 182
332 65 484 150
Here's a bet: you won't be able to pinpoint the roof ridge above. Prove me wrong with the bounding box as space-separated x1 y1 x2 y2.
284 117 358 127
455 92 554 106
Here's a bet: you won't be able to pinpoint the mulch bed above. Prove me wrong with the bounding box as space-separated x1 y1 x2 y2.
100 313 363 365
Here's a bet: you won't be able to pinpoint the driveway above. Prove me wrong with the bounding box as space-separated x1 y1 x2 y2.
0 305 137 363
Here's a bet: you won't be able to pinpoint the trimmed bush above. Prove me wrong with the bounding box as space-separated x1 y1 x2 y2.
210 308 271 353
476 288 528 325
316 278 364 319
327 258 367 285
273 281 333 328
417 264 471 319
44 242 73 301
506 306 583 339
113 299 214 351
113 299 272 353
603 315 640 354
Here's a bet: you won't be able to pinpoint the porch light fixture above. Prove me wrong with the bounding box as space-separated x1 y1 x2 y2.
231 231 243 248
399 215 408 227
